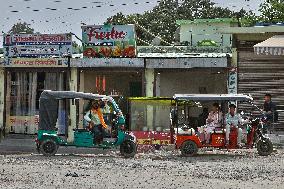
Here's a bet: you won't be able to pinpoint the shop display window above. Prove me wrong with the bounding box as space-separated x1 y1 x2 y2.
9 71 65 116
129 100 173 132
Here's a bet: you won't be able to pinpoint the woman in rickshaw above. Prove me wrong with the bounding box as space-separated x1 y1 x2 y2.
204 103 223 143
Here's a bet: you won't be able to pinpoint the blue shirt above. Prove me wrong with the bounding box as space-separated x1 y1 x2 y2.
225 113 242 126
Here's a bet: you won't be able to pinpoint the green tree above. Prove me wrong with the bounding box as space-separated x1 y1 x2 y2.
106 0 251 45
259 0 284 23
8 22 34 34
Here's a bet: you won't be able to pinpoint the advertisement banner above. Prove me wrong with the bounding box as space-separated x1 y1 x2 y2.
4 45 72 57
82 25 136 58
3 33 72 45
3 33 72 58
8 115 39 134
5 58 68 67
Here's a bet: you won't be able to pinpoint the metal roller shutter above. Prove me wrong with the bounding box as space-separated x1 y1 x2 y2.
238 50 284 131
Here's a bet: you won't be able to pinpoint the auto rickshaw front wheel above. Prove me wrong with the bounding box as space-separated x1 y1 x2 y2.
180 140 198 157
257 138 273 156
120 140 136 158
40 139 59 156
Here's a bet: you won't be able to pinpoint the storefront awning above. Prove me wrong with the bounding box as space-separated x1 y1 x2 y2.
254 35 284 56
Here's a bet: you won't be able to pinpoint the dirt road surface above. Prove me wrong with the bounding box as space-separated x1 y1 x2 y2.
0 148 283 189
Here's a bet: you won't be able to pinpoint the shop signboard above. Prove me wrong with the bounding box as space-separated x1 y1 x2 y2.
3 33 72 58
5 58 68 67
82 25 136 58
228 67 237 94
71 58 143 67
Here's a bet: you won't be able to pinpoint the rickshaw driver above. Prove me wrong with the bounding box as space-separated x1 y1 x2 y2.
225 104 243 146
84 100 111 144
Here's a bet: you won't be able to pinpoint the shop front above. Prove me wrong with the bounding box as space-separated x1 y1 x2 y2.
3 33 73 135
4 58 69 134
71 58 144 127
124 54 230 147
144 55 230 97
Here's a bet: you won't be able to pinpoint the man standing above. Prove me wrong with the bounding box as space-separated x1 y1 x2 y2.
225 104 243 146
263 94 277 133
263 93 277 122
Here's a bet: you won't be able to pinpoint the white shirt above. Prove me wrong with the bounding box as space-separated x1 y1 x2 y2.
206 111 223 128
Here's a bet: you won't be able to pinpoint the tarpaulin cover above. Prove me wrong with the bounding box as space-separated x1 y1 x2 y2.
38 90 121 130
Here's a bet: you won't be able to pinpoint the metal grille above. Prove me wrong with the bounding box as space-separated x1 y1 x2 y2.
238 50 284 131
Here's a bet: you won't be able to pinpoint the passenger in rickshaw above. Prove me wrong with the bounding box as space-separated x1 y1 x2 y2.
204 103 223 143
101 98 111 114
84 100 111 144
101 98 111 125
225 104 243 146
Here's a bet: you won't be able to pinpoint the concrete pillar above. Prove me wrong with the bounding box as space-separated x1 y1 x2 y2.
145 68 155 97
155 72 161 97
0 68 4 140
232 48 238 67
145 68 155 131
5 72 11 134
67 67 78 142
78 70 85 129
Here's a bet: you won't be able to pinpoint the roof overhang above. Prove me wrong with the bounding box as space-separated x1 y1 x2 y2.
174 94 253 101
218 26 284 34
254 35 284 56
138 53 231 58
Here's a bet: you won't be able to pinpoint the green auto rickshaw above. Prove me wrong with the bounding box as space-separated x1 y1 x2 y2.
35 90 137 158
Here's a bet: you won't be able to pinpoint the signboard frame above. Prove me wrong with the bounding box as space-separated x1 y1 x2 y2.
82 25 136 58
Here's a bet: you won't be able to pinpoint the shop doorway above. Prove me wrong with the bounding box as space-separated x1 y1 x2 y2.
6 70 67 134
129 82 142 97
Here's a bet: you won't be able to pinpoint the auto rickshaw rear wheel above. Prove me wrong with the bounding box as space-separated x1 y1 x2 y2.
40 139 59 156
180 140 198 157
257 138 273 156
120 140 136 158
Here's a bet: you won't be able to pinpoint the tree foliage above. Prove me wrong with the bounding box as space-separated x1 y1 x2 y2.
8 22 34 34
106 0 253 45
259 0 284 23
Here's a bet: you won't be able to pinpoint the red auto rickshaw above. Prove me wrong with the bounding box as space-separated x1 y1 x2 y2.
172 94 273 156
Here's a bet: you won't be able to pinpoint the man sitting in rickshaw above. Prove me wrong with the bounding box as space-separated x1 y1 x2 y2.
102 98 111 114
225 104 243 146
204 103 223 143
84 100 111 144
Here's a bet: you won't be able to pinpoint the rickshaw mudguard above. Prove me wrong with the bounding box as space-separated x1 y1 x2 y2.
37 129 66 145
115 130 125 145
176 134 202 149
